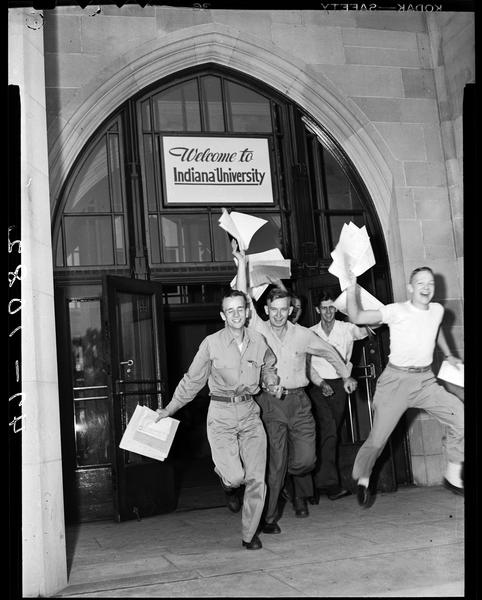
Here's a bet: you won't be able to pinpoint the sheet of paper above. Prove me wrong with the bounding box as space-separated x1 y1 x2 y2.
250 283 269 301
437 360 464 388
218 209 267 251
119 404 179 461
247 249 291 288
328 222 376 290
249 260 291 287
333 285 385 315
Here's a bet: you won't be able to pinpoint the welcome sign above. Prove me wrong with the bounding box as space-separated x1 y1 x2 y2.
161 136 274 205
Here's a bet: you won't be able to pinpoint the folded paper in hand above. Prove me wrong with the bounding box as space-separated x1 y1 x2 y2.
328 222 376 290
333 285 384 315
437 360 464 388
248 249 291 288
119 404 179 461
218 209 267 251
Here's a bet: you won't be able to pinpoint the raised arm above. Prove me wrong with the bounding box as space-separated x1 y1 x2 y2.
346 275 382 326
232 239 248 294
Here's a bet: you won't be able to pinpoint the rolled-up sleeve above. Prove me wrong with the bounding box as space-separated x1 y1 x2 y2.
261 345 278 387
306 331 350 379
166 338 212 414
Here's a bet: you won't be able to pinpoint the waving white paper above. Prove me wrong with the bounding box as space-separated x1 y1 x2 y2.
328 222 376 290
218 209 267 251
247 249 291 288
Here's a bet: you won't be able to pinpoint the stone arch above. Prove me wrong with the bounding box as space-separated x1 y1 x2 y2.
48 23 404 290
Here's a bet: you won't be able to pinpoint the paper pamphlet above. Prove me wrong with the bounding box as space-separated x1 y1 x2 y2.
218 209 267 251
119 404 179 461
328 222 376 290
437 360 464 388
247 249 291 287
333 285 385 316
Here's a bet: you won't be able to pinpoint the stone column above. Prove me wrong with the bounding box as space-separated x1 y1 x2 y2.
9 8 68 597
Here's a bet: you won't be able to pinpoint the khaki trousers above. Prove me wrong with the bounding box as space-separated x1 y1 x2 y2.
352 365 464 481
206 398 267 543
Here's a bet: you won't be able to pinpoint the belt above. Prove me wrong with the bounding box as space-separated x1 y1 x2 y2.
280 387 305 397
387 362 431 373
211 394 252 403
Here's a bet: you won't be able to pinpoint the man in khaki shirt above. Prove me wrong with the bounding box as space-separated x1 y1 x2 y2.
233 244 357 533
156 289 280 550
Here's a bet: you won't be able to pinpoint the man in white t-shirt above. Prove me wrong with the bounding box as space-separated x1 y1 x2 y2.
346 267 464 507
308 290 368 501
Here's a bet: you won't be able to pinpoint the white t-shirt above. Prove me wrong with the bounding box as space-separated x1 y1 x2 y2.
379 301 444 367
310 320 368 379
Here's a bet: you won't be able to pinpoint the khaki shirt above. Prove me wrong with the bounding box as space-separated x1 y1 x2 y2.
167 326 278 414
251 314 350 388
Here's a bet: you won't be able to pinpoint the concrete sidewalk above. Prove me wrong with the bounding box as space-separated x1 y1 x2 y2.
55 485 464 598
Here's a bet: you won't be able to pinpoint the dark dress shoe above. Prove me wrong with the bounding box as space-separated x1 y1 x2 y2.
225 491 242 513
356 484 374 508
328 488 351 501
307 489 320 505
293 496 309 517
262 521 281 534
242 534 262 550
443 478 464 496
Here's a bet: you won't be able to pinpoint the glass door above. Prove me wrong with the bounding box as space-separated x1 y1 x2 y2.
104 276 176 521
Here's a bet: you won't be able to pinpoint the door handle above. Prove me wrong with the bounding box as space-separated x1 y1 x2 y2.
353 363 376 379
120 359 134 375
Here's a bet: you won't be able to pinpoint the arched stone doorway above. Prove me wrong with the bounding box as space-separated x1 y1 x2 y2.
52 61 410 523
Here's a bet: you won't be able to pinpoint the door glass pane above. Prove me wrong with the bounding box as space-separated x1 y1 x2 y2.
75 399 110 467
226 81 272 132
115 291 160 466
68 297 110 467
202 75 225 132
65 139 111 212
116 292 157 381
153 81 201 131
160 214 211 262
324 152 363 210
65 216 114 266
69 298 107 387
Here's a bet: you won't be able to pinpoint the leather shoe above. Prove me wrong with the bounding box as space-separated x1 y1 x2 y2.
356 484 374 508
262 521 281 534
293 496 309 517
242 534 262 550
225 491 242 513
328 488 351 501
307 489 320 505
443 478 464 496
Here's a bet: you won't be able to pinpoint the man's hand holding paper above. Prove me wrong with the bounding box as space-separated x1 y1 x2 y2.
328 222 376 290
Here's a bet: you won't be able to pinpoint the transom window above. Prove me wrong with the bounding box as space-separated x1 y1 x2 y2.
55 119 128 268
53 67 380 275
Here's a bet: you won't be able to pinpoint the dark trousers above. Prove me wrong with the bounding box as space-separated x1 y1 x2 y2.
308 378 347 491
256 389 316 523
